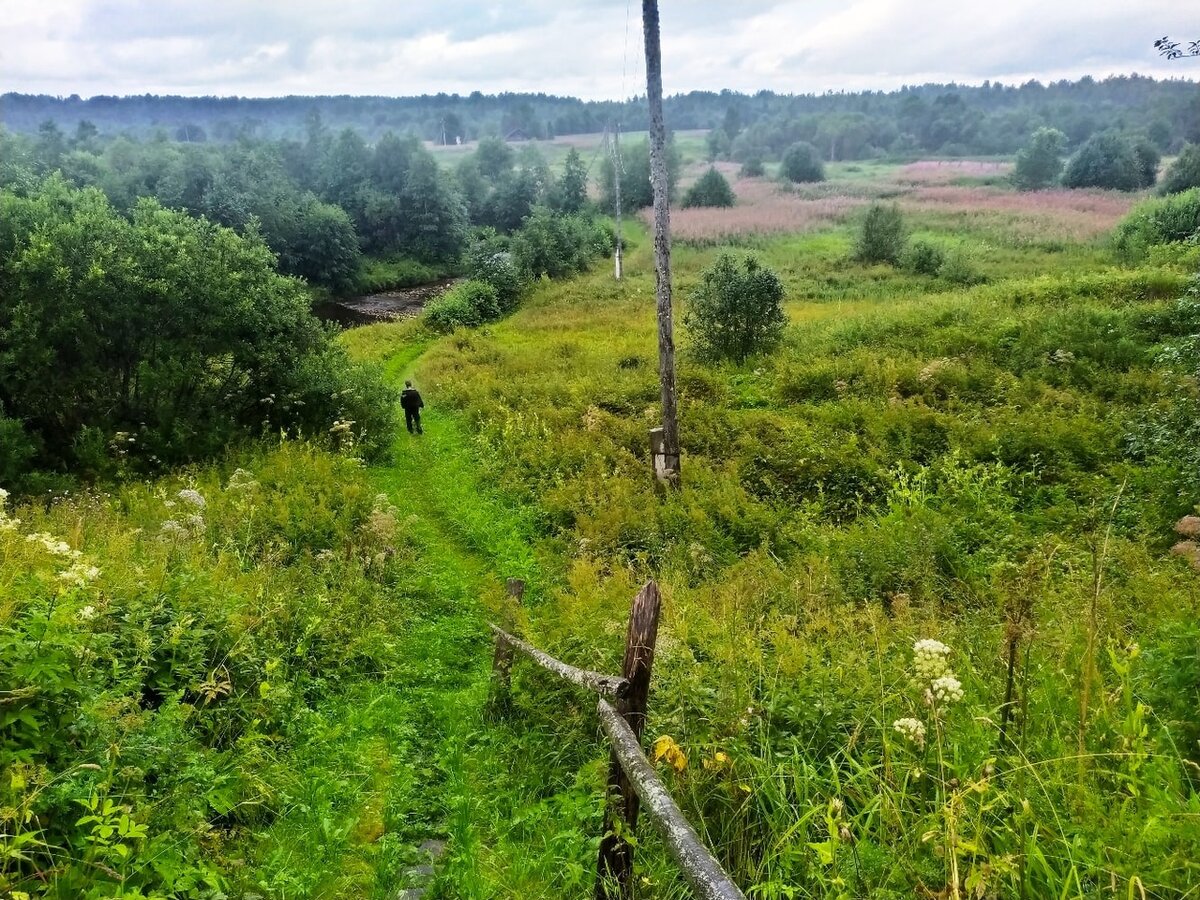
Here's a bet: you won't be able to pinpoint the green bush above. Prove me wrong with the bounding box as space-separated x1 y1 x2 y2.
1112 188 1200 261
854 203 906 265
684 253 787 363
0 177 396 477
510 207 610 280
466 243 525 313
1012 127 1067 190
1160 143 1200 195
738 157 766 178
1133 137 1162 189
903 239 946 276
682 167 736 208
1062 132 1144 191
781 141 825 183
939 244 984 285
423 279 501 331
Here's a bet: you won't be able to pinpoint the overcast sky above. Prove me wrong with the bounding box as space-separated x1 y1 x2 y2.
2 0 1196 100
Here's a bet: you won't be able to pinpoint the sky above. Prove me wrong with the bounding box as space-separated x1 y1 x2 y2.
1 0 1196 100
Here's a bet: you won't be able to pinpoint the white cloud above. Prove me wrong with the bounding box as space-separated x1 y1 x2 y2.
0 0 1194 99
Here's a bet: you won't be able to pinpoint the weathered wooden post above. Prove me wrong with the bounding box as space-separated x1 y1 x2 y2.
642 0 681 487
596 581 662 899
648 427 679 486
489 578 526 707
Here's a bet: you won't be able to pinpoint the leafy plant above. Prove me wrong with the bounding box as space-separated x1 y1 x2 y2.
853 202 906 265
682 167 736 208
684 253 787 363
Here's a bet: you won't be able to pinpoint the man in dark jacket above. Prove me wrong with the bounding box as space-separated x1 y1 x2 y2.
400 380 425 434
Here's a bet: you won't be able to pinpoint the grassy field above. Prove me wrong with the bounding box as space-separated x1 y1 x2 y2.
346 161 1200 898
6 159 1199 898
426 128 710 174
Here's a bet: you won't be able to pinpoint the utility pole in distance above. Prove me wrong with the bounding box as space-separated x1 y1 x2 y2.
612 122 623 280
641 0 680 486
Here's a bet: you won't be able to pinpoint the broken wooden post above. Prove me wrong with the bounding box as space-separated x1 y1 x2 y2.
595 580 662 899
489 578 526 706
649 426 679 486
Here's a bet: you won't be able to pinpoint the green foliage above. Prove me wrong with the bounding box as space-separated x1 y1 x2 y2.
552 147 588 214
738 157 766 178
1113 188 1200 261
684 253 787 363
509 207 610 280
0 177 396 477
465 235 526 313
781 141 825 183
350 255 444 294
599 137 681 212
903 239 946 275
1012 127 1067 190
854 202 906 265
1062 131 1145 191
682 167 736 208
423 279 502 331
1133 136 1162 189
1160 143 1200 195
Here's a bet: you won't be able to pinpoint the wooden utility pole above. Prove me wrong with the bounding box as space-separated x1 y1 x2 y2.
641 0 680 485
612 123 623 280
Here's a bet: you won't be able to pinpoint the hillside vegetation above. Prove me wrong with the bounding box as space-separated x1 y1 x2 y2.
4 153 1200 898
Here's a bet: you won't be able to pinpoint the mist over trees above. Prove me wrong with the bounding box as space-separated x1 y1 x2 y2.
4 74 1197 157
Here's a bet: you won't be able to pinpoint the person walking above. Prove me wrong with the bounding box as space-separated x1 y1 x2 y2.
400 379 425 435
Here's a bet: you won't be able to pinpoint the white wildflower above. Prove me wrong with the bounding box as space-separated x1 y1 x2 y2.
913 638 952 681
185 514 205 532
58 562 101 588
177 489 206 509
160 519 188 540
26 532 77 557
893 717 927 748
931 674 964 705
227 468 259 492
78 605 98 621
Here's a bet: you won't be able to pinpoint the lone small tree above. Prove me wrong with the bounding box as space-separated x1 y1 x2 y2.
1012 127 1067 190
685 254 786 363
854 203 906 265
682 167 735 208
781 141 825 183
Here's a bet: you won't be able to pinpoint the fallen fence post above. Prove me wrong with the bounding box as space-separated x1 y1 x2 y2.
489 625 630 699
596 580 661 899
597 699 747 900
489 578 525 706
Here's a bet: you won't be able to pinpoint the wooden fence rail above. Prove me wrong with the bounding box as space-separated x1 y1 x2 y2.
489 579 747 900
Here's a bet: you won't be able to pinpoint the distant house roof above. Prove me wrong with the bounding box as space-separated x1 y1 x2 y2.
503 128 531 142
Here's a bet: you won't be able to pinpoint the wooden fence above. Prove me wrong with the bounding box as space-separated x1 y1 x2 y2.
489 578 746 900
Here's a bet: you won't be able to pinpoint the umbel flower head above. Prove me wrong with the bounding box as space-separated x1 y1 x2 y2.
893 717 927 749
913 638 952 681
931 674 964 705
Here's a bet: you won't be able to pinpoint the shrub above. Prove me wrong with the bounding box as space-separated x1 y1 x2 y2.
1160 143 1200 195
1062 132 1144 191
682 167 736 208
423 279 501 331
1112 188 1200 261
738 157 766 178
1012 127 1067 190
854 203 906 265
781 141 825 183
903 239 946 276
465 232 526 312
684 253 787 363
0 177 396 477
510 207 610 280
1133 137 1161 189
939 244 984 285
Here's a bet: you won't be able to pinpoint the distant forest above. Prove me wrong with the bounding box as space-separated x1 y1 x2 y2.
3 75 1199 157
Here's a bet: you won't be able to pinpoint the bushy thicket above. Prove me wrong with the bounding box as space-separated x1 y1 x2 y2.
0 178 395 483
1160 143 1200 195
682 167 736 208
424 280 502 331
1113 188 1200 261
0 445 433 896
854 203 906 264
685 254 787 362
1063 131 1156 191
1011 127 1066 190
598 137 681 213
780 141 825 183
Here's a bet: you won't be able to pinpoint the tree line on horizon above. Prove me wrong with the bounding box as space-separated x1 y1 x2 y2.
3 74 1198 157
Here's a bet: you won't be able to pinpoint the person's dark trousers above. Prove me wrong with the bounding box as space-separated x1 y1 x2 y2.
405 409 423 434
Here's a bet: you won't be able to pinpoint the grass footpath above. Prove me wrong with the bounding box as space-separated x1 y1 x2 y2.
290 333 548 897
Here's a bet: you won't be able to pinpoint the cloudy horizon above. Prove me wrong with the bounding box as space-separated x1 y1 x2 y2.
2 1 1197 101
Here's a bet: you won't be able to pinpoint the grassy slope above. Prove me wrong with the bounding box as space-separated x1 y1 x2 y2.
346 173 1200 897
